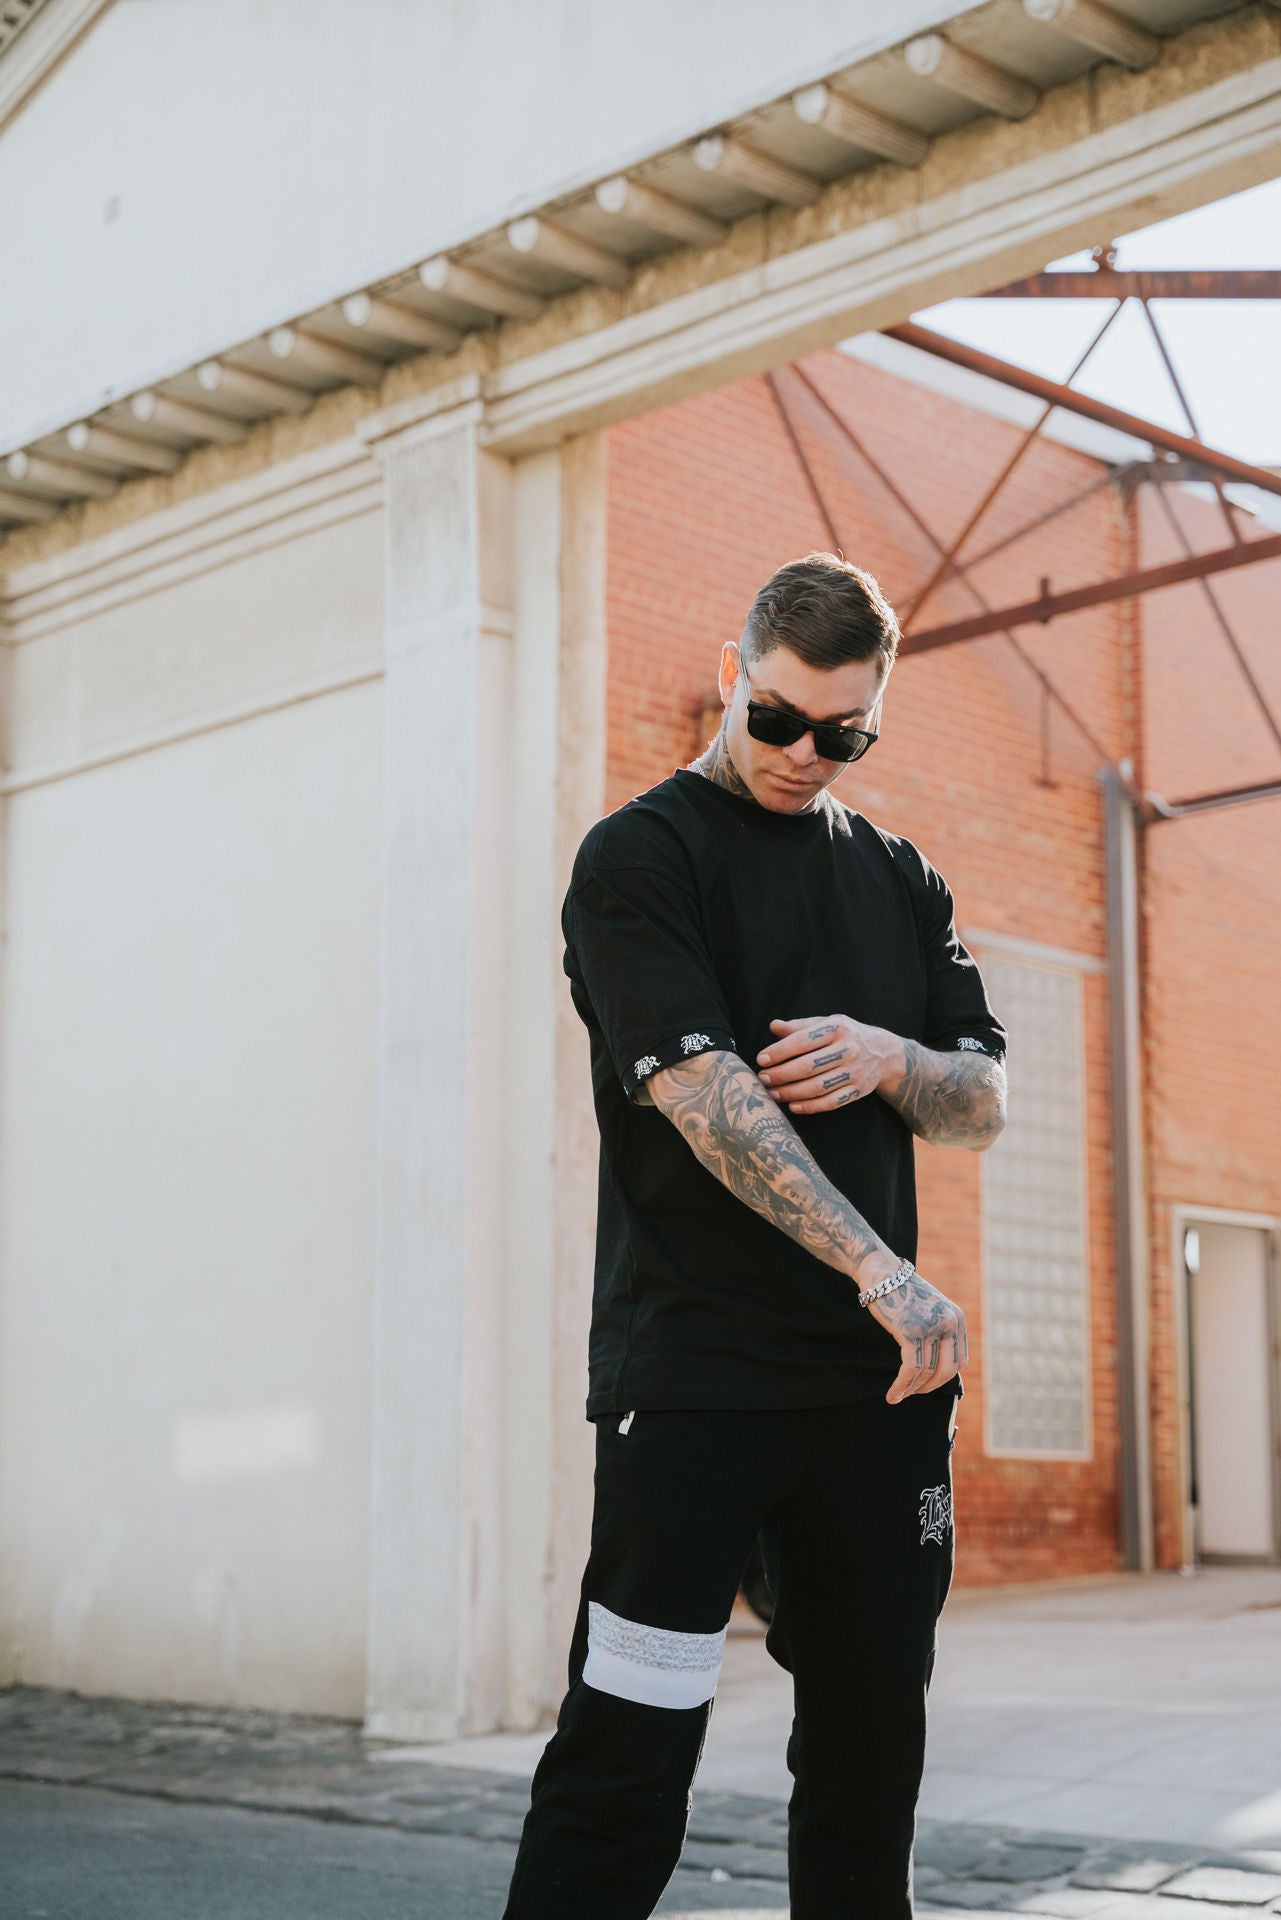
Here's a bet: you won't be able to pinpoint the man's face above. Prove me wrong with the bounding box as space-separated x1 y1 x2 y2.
717 640 888 814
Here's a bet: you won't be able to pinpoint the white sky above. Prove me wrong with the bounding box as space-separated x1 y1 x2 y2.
909 176 1281 467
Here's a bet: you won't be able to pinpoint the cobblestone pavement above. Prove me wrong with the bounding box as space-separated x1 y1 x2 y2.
4 1686 1281 1919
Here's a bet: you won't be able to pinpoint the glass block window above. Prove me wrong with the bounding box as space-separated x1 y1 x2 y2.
981 954 1091 1457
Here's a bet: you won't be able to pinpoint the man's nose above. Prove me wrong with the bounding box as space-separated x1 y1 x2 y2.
783 729 818 768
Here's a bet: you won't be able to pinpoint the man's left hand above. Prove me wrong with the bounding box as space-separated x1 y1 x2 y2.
756 1015 903 1115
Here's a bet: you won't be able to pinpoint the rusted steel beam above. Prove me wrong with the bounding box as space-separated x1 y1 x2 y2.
902 529 1281 653
1145 779 1281 821
1136 296 1243 555
779 362 1113 768
765 371 842 550
966 463 1140 564
1148 475 1281 758
901 302 1121 625
884 322 1281 500
982 270 1281 299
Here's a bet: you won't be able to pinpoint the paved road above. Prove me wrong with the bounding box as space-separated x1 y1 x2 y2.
0 1779 788 1919
6 1567 1281 1918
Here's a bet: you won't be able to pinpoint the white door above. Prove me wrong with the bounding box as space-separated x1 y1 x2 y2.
1189 1223 1278 1561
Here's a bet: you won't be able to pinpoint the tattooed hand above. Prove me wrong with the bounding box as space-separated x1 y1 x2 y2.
758 1014 1005 1149
755 1015 899 1115
871 1270 968 1403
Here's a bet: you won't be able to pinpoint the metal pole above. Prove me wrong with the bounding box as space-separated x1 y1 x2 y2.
1103 766 1155 1572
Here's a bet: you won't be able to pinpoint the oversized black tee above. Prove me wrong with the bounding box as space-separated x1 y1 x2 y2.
563 768 1006 1418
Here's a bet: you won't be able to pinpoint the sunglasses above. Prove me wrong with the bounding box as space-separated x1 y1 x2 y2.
743 678 880 764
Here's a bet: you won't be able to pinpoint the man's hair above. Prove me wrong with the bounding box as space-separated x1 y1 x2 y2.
740 552 900 674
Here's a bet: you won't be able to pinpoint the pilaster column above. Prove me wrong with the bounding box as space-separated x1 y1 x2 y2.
361 392 606 1739
500 433 606 1727
362 385 513 1739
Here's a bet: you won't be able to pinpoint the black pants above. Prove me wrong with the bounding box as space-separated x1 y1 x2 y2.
503 1379 962 1919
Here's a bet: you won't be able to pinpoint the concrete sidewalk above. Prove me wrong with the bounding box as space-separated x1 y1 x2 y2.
418 1564 1281 1853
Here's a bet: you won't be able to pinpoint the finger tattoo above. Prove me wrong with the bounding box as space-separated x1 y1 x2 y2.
821 1071 851 1090
808 1024 838 1041
812 1048 844 1069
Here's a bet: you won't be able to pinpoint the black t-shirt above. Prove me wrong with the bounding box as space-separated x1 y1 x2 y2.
563 768 1006 1417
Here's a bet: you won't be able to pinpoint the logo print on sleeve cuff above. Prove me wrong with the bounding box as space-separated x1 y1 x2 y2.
633 1055 660 1080
680 1032 712 1054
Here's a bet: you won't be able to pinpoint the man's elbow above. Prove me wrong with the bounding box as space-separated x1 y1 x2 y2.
967 1110 1006 1152
967 1083 1007 1152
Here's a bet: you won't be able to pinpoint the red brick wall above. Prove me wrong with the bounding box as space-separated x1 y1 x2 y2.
605 347 1135 1585
1137 486 1281 1569
604 347 1281 1584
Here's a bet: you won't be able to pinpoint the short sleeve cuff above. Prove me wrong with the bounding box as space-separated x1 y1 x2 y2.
931 1029 1005 1061
622 1025 737 1101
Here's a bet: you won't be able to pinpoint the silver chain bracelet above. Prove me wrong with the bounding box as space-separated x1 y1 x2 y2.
857 1258 917 1310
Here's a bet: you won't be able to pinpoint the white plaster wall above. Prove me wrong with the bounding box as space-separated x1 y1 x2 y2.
0 511 384 1712
0 0 980 446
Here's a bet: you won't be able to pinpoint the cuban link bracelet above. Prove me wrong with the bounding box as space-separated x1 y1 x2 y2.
857 1259 916 1310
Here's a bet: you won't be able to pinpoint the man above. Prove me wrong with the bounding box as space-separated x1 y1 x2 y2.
503 552 1007 1919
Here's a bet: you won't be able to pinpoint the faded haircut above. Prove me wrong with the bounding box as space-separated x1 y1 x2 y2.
740 552 900 674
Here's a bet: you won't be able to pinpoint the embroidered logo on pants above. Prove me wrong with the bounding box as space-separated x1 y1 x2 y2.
919 1484 952 1546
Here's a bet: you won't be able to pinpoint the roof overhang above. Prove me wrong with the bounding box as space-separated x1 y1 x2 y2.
0 0 113 133
1 0 1277 558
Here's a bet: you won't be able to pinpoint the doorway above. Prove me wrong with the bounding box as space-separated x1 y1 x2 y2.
1182 1217 1280 1564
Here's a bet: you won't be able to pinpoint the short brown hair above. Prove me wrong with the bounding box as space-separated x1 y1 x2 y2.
740 552 899 674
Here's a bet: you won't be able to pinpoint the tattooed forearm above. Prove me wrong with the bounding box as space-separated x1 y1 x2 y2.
880 1041 1006 1149
648 1045 970 1397
646 1048 891 1282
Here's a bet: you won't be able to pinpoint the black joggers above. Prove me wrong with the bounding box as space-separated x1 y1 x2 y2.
503 1378 963 1920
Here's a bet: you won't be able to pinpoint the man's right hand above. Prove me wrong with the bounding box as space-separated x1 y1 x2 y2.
645 1049 967 1402
862 1265 967 1403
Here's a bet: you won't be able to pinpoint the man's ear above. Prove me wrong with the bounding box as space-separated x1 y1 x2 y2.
718 639 741 708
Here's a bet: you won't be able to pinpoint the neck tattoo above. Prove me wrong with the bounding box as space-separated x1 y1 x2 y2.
691 727 834 819
690 730 758 804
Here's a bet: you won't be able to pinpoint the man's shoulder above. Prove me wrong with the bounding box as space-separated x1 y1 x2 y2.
841 811 954 909
835 804 908 865
573 774 699 884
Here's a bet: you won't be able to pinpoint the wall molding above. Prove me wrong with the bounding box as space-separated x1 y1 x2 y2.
0 0 114 134
0 660 382 795
963 926 1108 974
1170 1202 1280 1233
358 377 485 456
1 437 379 643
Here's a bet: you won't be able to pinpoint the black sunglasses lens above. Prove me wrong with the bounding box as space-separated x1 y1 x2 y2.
747 702 877 763
812 727 855 762
747 707 806 748
815 726 875 762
